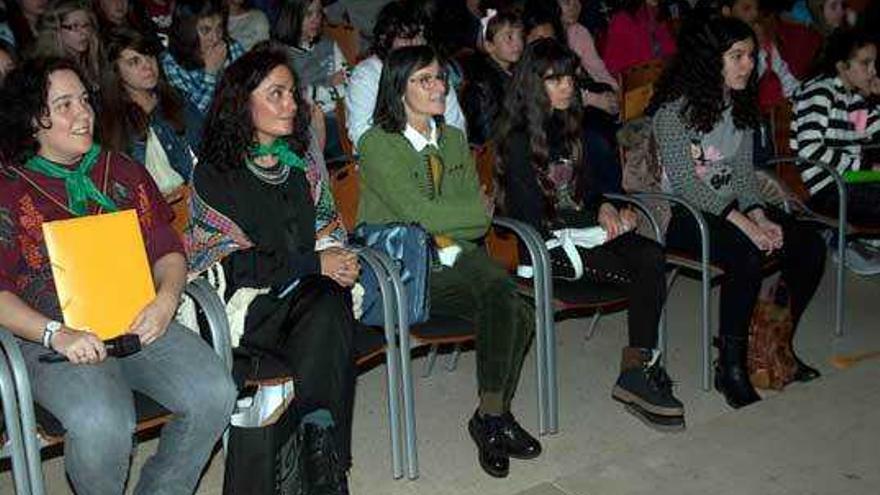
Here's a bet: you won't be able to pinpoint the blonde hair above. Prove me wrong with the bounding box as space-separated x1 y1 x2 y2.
31 0 103 89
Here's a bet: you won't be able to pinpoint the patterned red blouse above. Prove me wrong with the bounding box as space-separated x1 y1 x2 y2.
0 150 183 321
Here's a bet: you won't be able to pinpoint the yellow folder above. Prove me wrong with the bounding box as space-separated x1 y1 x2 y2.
42 210 156 339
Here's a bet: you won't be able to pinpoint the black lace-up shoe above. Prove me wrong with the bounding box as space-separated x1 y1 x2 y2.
499 412 542 459
468 411 510 478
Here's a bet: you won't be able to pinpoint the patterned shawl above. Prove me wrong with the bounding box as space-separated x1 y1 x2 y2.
186 132 347 275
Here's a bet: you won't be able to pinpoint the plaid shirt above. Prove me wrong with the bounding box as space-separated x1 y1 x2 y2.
161 40 245 114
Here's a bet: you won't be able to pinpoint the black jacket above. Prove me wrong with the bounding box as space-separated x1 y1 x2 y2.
460 53 511 146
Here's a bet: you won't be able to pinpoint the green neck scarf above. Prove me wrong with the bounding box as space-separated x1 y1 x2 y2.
24 144 119 216
250 139 307 170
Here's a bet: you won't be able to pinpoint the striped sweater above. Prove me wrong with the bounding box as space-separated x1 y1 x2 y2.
790 76 880 196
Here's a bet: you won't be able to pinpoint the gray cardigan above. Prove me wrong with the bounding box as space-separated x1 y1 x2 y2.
652 99 764 217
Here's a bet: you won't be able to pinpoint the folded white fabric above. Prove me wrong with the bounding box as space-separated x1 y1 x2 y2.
516 226 608 280
231 379 296 428
543 227 608 280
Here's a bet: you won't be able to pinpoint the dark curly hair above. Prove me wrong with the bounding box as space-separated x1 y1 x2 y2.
371 1 425 61
495 38 583 212
199 43 311 174
648 16 760 133
0 56 86 167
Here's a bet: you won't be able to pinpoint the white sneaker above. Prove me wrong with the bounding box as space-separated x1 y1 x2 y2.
835 241 880 276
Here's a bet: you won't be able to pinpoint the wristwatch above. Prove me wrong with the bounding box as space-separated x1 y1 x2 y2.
42 320 62 349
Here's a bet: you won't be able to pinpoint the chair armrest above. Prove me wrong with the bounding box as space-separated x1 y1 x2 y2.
351 246 399 350
490 216 551 283
630 192 712 273
798 157 848 224
604 192 664 245
183 279 233 372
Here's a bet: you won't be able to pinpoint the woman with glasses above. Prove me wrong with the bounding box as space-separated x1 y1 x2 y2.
161 0 244 114
100 28 203 197
29 0 102 90
345 1 465 149
357 45 541 479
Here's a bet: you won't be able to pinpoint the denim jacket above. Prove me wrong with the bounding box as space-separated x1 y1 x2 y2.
129 101 204 181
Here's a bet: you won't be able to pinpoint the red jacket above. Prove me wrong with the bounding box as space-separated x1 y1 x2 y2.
602 6 677 75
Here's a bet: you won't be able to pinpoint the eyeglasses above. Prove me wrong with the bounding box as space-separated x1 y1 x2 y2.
409 72 448 90
60 22 93 32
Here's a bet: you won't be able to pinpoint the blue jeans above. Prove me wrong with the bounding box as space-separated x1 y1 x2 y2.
19 322 237 495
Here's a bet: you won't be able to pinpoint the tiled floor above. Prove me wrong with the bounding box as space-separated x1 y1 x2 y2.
3 259 879 494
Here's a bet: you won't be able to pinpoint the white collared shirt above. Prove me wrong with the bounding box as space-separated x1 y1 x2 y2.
402 119 439 152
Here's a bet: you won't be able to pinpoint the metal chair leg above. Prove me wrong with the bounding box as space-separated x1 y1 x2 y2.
0 330 45 495
445 345 461 372
423 345 439 378
0 343 30 495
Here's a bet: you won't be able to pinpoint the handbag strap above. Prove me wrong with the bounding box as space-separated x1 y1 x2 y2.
546 230 584 280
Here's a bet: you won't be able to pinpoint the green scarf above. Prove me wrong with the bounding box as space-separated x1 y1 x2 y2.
24 144 119 216
250 139 307 170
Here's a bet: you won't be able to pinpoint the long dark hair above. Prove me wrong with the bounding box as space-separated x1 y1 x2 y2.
0 56 85 165
272 0 318 48
648 16 760 133
99 28 185 153
199 43 311 173
168 0 228 70
372 45 438 134
495 38 583 198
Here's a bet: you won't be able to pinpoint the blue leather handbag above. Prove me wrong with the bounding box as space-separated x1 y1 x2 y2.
354 222 434 327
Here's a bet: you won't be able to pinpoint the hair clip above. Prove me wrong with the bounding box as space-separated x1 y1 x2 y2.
479 9 498 45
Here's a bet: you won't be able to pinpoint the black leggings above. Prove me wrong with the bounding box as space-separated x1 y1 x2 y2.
665 208 826 339
560 232 667 349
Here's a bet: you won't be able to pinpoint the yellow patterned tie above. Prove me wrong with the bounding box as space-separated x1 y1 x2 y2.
425 145 443 198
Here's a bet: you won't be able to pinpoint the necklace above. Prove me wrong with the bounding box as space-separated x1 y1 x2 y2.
245 158 290 185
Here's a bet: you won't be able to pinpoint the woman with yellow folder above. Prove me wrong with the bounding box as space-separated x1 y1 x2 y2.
0 57 236 495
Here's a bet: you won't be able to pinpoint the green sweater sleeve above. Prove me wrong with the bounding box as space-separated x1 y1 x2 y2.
357 127 490 242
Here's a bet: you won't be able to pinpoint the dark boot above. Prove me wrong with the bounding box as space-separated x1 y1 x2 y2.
714 336 762 409
612 347 685 431
303 423 348 495
792 354 821 382
467 411 510 478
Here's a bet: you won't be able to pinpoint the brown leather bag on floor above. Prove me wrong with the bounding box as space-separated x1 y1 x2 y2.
748 275 797 390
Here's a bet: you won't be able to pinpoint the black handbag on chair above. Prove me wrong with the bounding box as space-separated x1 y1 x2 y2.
223 387 306 495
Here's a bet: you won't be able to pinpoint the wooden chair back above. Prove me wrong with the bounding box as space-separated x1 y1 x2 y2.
618 59 665 122
323 23 360 65
472 143 519 271
330 161 360 232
